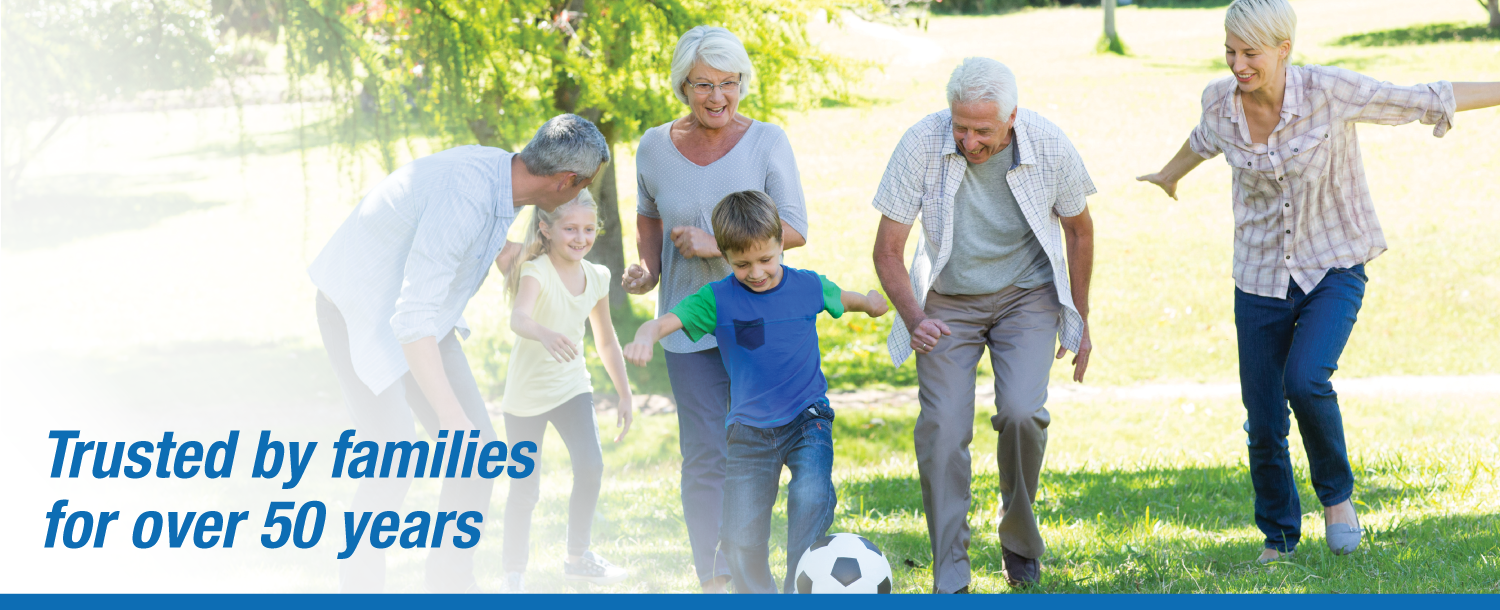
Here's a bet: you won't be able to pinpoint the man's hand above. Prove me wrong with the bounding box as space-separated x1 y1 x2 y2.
438 412 478 433
622 263 658 294
865 290 890 318
670 226 721 259
623 341 655 366
909 316 951 355
614 393 634 443
1135 172 1179 200
494 240 522 275
1057 324 1092 383
540 329 581 362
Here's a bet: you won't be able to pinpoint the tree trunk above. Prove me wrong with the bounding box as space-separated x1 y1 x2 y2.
1490 0 1499 30
1104 0 1117 40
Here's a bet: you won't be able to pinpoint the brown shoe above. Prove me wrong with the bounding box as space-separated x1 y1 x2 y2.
1002 547 1040 588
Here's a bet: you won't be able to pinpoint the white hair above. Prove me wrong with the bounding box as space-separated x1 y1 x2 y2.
1225 0 1297 54
946 57 1019 119
669 26 756 106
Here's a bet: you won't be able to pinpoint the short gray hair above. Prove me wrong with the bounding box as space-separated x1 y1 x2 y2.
669 26 756 106
518 114 610 181
1225 0 1296 53
946 57 1019 119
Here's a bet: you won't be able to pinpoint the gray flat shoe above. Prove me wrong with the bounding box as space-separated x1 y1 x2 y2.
1256 550 1294 565
1326 522 1364 555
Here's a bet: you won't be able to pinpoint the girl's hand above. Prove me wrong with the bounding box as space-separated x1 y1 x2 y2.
623 341 654 366
1135 172 1180 200
614 393 634 442
622 263 658 294
865 290 890 318
541 330 581 362
670 226 721 259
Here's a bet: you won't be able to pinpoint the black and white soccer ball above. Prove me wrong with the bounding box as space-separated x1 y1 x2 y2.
794 533 893 593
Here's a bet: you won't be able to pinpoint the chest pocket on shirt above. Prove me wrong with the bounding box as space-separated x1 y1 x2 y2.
1283 125 1332 182
733 318 766 350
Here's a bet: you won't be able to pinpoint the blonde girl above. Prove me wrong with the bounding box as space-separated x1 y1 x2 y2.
500 190 632 591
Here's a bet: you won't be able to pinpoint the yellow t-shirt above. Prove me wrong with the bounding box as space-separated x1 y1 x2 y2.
500 255 612 416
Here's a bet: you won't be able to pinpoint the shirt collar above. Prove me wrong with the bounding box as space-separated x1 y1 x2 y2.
495 150 516 217
1221 64 1309 121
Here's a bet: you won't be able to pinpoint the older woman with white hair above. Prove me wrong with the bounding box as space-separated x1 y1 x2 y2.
1138 0 1500 564
620 25 809 593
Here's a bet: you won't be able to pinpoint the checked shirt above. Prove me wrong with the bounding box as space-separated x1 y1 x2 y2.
1188 64 1456 298
873 108 1095 367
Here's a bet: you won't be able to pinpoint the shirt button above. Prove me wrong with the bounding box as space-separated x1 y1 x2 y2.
1284 203 1290 207
1293 148 1299 152
1286 255 1291 260
1285 230 1291 234
1278 177 1283 181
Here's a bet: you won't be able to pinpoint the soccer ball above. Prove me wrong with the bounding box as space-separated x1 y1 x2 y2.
793 533 893 593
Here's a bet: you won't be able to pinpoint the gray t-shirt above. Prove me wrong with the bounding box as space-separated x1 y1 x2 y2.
636 119 809 353
932 139 1053 296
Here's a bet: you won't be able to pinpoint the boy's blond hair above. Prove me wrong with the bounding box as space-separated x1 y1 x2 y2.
710 190 782 255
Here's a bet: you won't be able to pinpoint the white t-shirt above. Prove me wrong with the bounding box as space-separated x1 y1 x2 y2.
500 255 612 416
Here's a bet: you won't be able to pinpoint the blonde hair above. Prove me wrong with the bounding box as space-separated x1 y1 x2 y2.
504 189 599 300
1225 0 1297 54
710 190 782 255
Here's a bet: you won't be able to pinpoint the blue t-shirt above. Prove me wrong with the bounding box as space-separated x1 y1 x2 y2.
670 266 844 428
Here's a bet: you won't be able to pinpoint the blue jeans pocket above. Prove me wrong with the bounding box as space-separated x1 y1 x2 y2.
733 318 765 350
1326 265 1368 283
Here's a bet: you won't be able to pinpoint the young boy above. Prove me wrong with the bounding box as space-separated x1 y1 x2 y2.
623 190 889 594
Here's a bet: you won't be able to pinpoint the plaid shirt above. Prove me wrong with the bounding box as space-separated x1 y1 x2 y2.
1189 64 1456 298
873 108 1095 367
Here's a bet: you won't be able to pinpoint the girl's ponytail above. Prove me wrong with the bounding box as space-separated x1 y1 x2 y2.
504 189 600 301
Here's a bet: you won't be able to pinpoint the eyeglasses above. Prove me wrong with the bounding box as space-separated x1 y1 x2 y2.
687 79 741 96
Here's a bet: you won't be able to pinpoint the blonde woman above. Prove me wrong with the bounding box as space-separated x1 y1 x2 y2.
1138 0 1500 563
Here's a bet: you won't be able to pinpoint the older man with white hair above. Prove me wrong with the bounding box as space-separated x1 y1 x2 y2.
872 57 1096 591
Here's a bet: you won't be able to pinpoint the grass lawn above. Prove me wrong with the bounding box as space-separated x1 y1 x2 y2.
1 0 1497 594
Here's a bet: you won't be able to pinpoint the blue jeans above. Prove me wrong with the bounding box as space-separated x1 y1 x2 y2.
1235 265 1366 552
720 402 837 594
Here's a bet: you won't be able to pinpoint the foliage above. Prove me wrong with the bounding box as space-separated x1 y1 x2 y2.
0 0 221 190
928 0 1057 15
278 0 869 169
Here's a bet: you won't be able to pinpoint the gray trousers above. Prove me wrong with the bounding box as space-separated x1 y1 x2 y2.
316 292 497 592
914 284 1059 594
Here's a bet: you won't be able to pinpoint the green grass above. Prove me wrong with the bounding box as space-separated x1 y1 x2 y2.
495 392 1500 593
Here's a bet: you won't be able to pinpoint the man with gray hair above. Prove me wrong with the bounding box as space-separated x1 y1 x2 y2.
871 58 1096 591
309 113 609 592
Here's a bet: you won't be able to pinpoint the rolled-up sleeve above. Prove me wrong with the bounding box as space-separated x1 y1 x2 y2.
1052 133 1096 218
391 189 488 344
1325 66 1456 136
763 127 809 240
871 125 927 225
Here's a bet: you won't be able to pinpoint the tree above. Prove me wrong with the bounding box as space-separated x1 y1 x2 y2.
1486 0 1499 31
279 0 866 314
1 0 220 193
1097 0 1127 55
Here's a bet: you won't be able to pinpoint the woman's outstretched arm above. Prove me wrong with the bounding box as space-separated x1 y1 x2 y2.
1136 139 1207 201
1455 82 1500 112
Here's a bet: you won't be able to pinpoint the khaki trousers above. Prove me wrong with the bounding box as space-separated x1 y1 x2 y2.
915 284 1059 594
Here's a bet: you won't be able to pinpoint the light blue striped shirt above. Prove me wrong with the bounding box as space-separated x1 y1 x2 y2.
309 145 517 394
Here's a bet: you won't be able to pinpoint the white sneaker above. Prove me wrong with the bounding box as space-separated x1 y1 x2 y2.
564 551 628 585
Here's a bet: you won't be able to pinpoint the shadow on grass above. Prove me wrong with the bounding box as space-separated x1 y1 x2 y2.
1 173 228 252
1332 22 1500 47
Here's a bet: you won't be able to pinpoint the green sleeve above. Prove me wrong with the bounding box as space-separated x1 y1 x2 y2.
819 275 845 319
669 284 718 342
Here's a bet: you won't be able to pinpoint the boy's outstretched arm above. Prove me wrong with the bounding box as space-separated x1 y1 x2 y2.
623 313 685 366
842 289 890 318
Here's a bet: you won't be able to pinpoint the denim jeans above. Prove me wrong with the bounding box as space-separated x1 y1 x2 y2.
1235 265 1366 552
664 348 733 584
720 401 837 594
502 392 604 573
